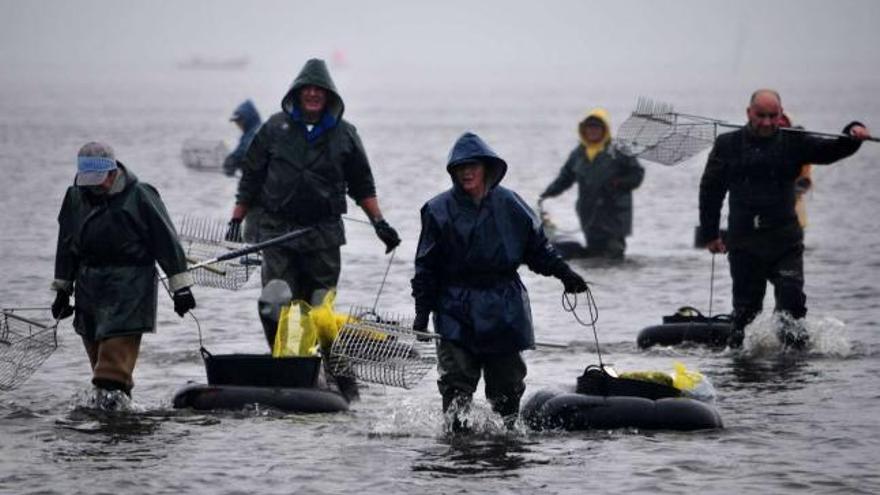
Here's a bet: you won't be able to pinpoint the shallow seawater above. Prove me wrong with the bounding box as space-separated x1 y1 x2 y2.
1 70 879 494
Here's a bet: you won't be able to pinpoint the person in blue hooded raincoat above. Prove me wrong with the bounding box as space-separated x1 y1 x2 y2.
223 99 262 177
411 132 588 429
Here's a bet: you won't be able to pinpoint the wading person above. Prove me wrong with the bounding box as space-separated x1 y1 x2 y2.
51 142 196 402
224 99 264 242
228 58 401 349
223 99 262 178
698 89 871 349
412 132 588 430
540 108 644 259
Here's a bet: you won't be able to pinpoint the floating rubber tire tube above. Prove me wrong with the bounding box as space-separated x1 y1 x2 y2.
522 389 723 431
636 321 732 349
172 384 350 413
551 240 588 260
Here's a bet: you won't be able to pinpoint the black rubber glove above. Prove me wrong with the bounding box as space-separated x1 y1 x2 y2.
373 219 401 253
225 218 243 242
173 287 196 317
559 267 588 293
51 290 74 320
413 311 431 341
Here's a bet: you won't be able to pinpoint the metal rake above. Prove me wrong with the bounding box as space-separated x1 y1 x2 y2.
177 215 259 291
0 308 58 392
326 306 437 389
614 97 721 166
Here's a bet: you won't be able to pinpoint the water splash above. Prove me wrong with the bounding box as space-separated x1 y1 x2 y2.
367 397 518 438
742 313 851 358
68 386 144 414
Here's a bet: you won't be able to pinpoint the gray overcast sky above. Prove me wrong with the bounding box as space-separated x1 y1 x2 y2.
1 0 878 87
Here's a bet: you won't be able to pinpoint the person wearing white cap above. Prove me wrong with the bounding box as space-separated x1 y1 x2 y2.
51 142 196 401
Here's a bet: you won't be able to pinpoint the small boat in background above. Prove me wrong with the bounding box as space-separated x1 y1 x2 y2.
177 56 250 71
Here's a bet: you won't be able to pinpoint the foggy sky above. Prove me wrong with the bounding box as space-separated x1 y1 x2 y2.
2 0 878 88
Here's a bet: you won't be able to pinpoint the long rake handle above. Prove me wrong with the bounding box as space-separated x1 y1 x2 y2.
714 121 879 142
185 227 311 272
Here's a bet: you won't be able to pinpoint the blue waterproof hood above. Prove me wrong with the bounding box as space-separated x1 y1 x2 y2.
446 132 508 189
230 100 262 132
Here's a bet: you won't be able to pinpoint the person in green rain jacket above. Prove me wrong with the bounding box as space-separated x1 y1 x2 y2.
51 142 195 399
540 108 645 259
228 58 400 350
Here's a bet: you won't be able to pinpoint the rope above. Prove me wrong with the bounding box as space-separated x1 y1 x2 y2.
371 248 396 313
159 274 202 349
708 253 716 318
561 286 604 369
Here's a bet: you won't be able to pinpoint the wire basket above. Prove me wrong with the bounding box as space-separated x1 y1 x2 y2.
326 307 437 389
615 97 719 166
177 215 259 290
180 138 229 171
0 308 59 392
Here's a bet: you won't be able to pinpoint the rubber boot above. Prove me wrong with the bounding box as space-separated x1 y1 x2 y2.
81 337 99 370
489 396 521 430
777 320 810 351
727 328 745 349
258 279 293 350
92 334 141 396
334 375 360 402
442 392 473 434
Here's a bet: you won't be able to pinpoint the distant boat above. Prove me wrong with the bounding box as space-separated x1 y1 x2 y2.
177 56 250 71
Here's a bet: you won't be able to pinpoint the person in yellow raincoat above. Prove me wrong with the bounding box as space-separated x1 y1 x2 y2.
540 108 645 259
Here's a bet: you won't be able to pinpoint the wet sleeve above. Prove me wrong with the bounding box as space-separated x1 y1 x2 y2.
223 130 254 176
698 140 729 242
514 193 569 277
615 153 645 191
796 122 863 165
138 185 193 292
411 205 442 314
342 127 377 202
235 124 271 206
540 149 578 198
52 188 78 293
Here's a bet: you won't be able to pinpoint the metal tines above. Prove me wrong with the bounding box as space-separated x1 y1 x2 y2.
177 215 258 290
614 97 720 166
326 306 437 389
180 138 229 171
0 308 59 392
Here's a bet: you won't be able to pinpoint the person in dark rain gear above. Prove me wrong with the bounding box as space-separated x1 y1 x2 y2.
51 142 196 400
412 132 588 430
223 99 262 177
540 108 644 259
223 99 264 242
698 89 871 349
228 58 401 349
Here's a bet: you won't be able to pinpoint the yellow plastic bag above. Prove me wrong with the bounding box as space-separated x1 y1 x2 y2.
273 301 318 357
308 290 351 349
618 370 674 387
671 361 704 391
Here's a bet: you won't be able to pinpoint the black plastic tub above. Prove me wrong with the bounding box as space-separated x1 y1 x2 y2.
201 348 321 388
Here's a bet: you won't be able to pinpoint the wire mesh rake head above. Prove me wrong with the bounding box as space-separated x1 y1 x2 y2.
614 97 720 166
326 307 436 389
180 139 229 170
177 215 258 290
0 309 58 392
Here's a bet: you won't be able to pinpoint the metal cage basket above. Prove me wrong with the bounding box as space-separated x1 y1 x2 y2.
0 308 59 392
180 138 229 171
177 215 259 290
326 307 437 389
